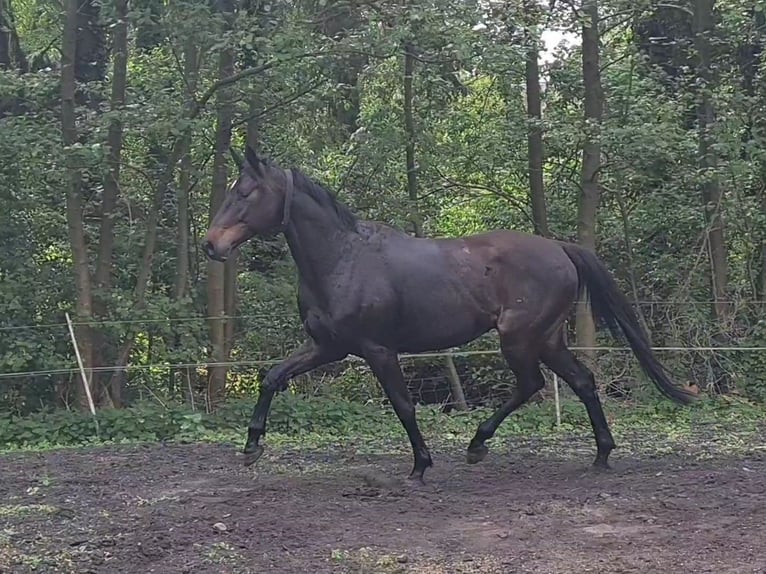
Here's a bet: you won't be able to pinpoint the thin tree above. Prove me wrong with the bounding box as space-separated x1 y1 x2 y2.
403 40 468 411
94 0 129 406
523 0 549 237
62 0 94 409
174 38 199 302
693 0 729 325
576 0 603 353
0 0 27 71
206 0 237 407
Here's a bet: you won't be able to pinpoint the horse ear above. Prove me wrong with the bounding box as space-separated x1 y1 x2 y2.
245 145 262 173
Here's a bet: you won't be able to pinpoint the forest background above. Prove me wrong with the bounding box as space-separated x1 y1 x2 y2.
1 0 765 445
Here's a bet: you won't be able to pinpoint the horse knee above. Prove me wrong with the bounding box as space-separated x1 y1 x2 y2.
262 373 287 392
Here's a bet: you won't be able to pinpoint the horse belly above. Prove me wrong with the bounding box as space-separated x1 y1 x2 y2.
393 293 494 353
341 243 495 352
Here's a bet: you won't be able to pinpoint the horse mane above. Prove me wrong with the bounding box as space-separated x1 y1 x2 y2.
291 169 359 232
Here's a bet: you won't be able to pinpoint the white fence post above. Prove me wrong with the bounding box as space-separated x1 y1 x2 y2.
65 313 100 436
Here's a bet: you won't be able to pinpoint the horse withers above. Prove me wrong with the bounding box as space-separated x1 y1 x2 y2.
203 146 696 482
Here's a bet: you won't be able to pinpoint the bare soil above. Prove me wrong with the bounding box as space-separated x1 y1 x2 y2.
1 438 764 574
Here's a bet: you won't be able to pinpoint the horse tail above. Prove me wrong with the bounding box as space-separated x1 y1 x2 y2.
560 242 697 405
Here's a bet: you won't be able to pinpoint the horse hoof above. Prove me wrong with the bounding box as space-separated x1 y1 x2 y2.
243 445 265 467
466 444 488 465
592 459 611 472
407 473 426 487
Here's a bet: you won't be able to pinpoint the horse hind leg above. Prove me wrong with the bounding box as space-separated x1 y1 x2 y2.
466 340 545 464
541 340 616 468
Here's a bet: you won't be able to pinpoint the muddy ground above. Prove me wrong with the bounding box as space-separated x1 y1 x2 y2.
1 436 764 574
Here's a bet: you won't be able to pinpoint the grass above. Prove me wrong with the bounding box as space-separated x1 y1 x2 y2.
202 541 245 566
256 394 766 461
0 504 57 518
330 547 409 574
0 392 763 462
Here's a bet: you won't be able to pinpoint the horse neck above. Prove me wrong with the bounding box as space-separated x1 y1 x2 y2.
283 192 353 286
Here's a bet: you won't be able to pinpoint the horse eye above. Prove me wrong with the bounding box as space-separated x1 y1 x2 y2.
236 185 252 198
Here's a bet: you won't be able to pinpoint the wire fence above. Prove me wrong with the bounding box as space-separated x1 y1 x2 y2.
1 345 765 381
1 342 765 430
2 303 766 419
2 298 766 333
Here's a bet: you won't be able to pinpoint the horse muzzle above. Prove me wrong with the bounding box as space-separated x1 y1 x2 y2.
202 239 229 262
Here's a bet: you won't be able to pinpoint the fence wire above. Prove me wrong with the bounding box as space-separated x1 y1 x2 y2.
2 300 766 421
2 298 766 333
1 345 765 381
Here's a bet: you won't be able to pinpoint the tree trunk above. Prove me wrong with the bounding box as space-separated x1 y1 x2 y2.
743 9 766 303
752 12 766 304
95 0 127 293
93 0 128 407
207 0 236 407
613 55 651 337
173 134 194 402
175 139 193 301
224 257 238 359
693 0 729 326
0 0 27 71
63 0 110 406
170 40 200 402
106 138 186 397
62 0 94 410
174 40 199 302
403 42 422 238
403 41 467 411
523 0 549 237
576 0 603 354
760 186 766 301
0 0 28 117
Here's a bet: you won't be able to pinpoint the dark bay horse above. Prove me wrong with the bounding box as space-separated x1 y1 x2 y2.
203 146 696 482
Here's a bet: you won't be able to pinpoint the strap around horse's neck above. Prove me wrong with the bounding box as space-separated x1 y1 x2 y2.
280 169 294 230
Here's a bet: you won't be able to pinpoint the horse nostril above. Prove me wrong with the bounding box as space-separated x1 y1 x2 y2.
203 240 228 262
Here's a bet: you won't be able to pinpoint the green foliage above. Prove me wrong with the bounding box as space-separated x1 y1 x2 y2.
2 393 762 456
2 0 766 415
0 393 394 449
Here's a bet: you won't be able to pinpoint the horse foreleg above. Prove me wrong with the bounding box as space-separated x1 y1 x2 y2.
244 340 346 466
363 344 433 483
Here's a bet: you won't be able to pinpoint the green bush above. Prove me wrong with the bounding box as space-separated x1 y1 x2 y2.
0 393 396 449
1 389 762 453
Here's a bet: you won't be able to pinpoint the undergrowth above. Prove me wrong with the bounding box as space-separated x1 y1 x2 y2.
1 390 763 456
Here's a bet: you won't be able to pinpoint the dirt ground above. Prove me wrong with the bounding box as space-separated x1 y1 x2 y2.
1 437 765 574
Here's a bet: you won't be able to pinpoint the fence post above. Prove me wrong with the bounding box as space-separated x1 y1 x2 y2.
65 313 100 437
444 353 468 411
